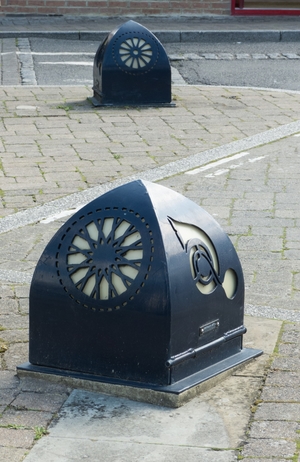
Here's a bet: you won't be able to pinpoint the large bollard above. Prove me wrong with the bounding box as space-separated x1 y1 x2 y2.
18 180 262 406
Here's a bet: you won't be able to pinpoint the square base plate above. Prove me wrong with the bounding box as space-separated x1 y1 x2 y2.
17 348 262 408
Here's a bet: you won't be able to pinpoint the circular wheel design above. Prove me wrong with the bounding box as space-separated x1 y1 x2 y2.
56 208 154 312
112 31 159 75
119 38 153 69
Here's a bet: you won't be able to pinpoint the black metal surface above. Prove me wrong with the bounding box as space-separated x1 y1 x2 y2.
25 180 262 391
92 20 173 106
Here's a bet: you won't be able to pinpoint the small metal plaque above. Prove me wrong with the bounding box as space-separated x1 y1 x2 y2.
199 320 220 336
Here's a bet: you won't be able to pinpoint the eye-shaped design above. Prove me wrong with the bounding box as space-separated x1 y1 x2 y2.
169 218 238 299
119 38 153 69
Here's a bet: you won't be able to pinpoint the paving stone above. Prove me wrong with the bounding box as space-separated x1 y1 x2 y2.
19 377 70 395
283 323 300 332
254 403 300 421
242 438 296 458
3 342 29 371
0 447 26 462
271 356 300 372
0 388 19 406
242 459 287 462
278 343 300 355
12 392 68 413
0 297 19 316
0 408 53 428
261 386 300 402
0 371 20 389
281 330 300 343
1 329 29 344
0 427 35 449
249 420 299 439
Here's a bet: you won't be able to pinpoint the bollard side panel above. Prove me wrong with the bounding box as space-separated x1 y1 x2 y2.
140 182 246 384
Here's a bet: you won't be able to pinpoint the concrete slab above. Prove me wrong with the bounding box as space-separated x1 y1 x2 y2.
22 316 281 462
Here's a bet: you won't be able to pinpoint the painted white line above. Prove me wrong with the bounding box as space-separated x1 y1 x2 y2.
39 61 93 66
17 52 94 56
16 105 39 110
229 163 243 169
294 133 300 137
214 168 229 176
249 156 266 163
185 151 250 175
40 206 83 224
192 84 300 96
204 156 267 178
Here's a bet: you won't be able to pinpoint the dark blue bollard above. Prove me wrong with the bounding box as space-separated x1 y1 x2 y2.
92 21 174 107
18 180 262 397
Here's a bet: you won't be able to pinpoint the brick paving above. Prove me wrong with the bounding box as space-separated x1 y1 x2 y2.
1 85 300 218
0 83 299 460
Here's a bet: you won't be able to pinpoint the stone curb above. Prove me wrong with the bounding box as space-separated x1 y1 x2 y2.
1 29 300 42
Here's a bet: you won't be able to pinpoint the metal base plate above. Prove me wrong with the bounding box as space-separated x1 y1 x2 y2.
89 97 176 108
17 348 262 408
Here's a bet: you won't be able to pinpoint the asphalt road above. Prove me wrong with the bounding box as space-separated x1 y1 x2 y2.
5 37 300 90
169 41 300 90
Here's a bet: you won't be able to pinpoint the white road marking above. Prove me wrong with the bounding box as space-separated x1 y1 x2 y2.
249 156 266 163
16 105 39 110
39 61 93 66
204 155 267 178
214 169 229 176
40 206 83 224
17 52 94 56
185 151 250 175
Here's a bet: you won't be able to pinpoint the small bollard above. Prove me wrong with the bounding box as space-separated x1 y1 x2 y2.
92 20 174 107
18 180 262 407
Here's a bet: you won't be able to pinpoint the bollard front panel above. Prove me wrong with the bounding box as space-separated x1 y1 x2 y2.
26 180 262 393
93 21 172 106
29 182 172 385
